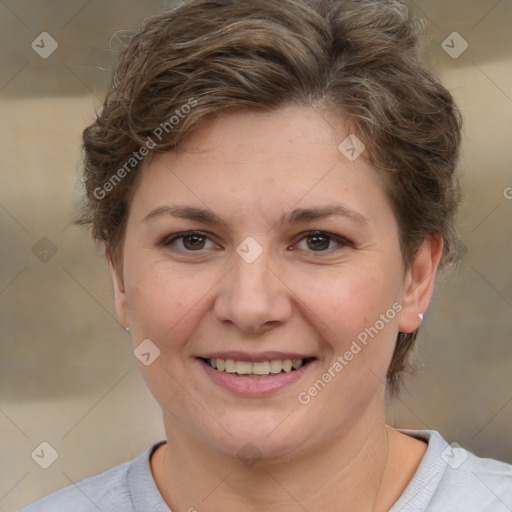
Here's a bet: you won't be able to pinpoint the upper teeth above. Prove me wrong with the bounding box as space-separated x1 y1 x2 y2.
209 358 304 375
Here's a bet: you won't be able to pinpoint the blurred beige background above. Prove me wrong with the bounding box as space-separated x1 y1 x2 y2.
0 1 511 510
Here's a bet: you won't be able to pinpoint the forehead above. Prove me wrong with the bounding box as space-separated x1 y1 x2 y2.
130 105 394 230
181 106 342 161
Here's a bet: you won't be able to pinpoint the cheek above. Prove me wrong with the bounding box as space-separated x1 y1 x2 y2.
124 257 221 353
293 264 401 343
128 274 195 340
295 278 400 417
289 264 402 408
123 264 213 414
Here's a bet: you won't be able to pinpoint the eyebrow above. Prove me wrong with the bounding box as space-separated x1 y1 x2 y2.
143 204 368 226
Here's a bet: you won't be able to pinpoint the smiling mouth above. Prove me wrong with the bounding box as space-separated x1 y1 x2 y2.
199 357 316 377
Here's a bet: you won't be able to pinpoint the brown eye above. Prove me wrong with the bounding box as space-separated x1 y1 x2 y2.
306 233 331 251
294 231 349 253
163 231 215 251
182 234 207 250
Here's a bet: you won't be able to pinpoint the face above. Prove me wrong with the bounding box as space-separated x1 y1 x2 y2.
112 105 439 461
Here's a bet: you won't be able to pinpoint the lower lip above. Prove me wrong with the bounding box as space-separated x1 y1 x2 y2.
197 358 316 397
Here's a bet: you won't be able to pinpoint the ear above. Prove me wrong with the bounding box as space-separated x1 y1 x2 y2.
398 235 443 334
107 252 130 329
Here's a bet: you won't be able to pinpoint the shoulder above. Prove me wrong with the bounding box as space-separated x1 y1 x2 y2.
392 429 512 512
20 443 165 512
433 443 512 511
20 461 133 512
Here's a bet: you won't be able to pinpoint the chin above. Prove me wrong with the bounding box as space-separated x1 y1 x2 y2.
200 410 316 463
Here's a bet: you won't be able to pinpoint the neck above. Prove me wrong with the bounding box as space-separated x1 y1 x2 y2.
152 411 398 512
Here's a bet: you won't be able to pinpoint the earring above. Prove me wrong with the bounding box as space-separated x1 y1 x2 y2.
418 313 424 321
125 326 131 332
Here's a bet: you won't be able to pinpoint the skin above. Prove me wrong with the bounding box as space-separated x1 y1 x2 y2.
110 105 442 511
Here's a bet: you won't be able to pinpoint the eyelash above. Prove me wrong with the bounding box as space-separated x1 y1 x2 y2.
161 230 352 254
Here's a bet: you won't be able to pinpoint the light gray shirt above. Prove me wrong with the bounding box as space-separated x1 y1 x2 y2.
20 430 512 511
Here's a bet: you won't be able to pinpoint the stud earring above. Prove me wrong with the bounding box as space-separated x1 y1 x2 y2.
125 326 131 332
418 313 424 321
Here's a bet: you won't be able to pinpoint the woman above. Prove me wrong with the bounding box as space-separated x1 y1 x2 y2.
21 0 512 510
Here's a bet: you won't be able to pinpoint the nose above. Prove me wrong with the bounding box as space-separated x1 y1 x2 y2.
213 246 293 334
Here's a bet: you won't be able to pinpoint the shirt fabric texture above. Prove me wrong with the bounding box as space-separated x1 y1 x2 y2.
20 429 512 511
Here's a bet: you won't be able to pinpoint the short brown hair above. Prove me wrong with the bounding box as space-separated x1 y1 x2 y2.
79 0 462 394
